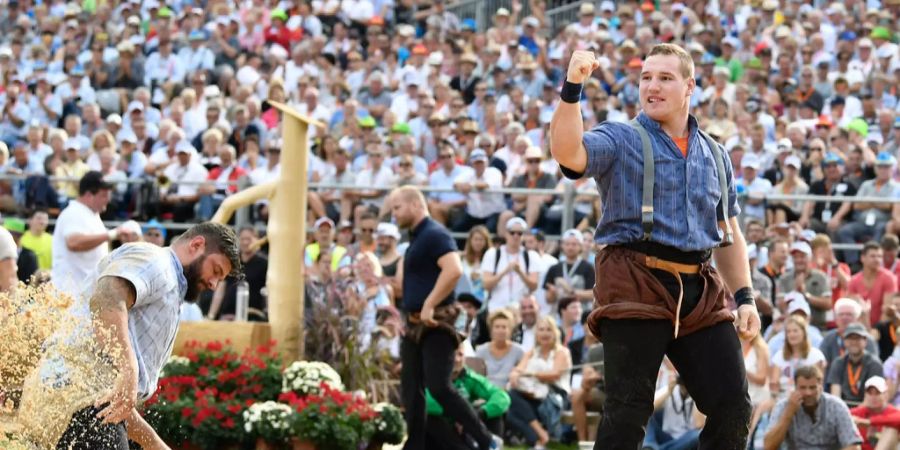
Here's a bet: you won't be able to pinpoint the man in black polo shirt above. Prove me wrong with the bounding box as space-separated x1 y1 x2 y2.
798 152 856 235
390 186 499 450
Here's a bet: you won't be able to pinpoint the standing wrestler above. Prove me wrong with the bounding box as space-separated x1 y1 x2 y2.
549 44 761 449
390 186 501 450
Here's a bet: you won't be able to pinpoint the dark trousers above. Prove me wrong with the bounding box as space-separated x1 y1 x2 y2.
401 329 492 450
424 415 503 450
506 389 543 446
56 405 129 450
593 272 751 450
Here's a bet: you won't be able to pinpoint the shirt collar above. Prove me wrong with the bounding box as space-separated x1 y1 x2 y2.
168 247 188 301
636 111 700 140
410 217 430 239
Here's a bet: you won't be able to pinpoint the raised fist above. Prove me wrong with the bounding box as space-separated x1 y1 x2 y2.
566 50 600 84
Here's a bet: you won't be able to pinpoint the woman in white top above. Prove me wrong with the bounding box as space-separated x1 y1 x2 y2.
769 315 826 398
743 334 771 438
507 316 572 449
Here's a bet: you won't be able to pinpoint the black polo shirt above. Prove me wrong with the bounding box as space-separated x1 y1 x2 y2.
402 217 457 312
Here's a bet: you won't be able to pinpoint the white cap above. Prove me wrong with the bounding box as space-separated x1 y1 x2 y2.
121 220 142 237
600 0 615 12
0 227 17 261
786 294 811 317
791 241 812 257
118 130 138 144
375 222 401 240
505 217 528 231
785 155 802 169
427 51 444 66
859 38 875 48
561 228 584 244
127 100 144 113
64 138 81 151
314 217 334 229
106 113 122 125
741 153 761 170
865 376 888 393
777 138 793 151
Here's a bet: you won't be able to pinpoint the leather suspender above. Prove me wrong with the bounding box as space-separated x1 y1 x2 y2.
628 119 734 247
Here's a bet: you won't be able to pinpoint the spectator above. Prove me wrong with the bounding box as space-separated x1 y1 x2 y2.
837 153 898 267
427 144 470 226
875 293 900 361
557 297 584 347
507 316 572 447
20 209 52 271
501 146 556 231
160 143 209 222
822 298 881 374
827 323 885 406
770 315 828 398
457 293 487 351
737 153 773 222
475 308 524 389
3 218 37 284
848 242 898 326
569 331 604 443
777 241 833 330
50 172 132 297
460 225 490 303
207 226 268 321
481 217 539 311
764 365 862 450
643 369 703 450
197 145 247 221
425 344 510 448
883 235 900 280
452 149 505 233
511 294 539 352
143 220 167 247
850 376 900 450
766 294 824 355
809 234 853 312
799 153 856 235
343 144 392 224
744 334 771 434
767 155 809 225
760 239 790 317
304 217 349 273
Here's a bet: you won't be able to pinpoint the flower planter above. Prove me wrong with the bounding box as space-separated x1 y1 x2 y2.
256 439 273 450
291 439 316 450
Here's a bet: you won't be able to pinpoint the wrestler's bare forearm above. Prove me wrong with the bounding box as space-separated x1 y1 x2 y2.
90 276 139 373
549 101 588 174
126 408 170 450
712 217 752 293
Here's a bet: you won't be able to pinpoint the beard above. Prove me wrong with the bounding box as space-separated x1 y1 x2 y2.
183 253 208 302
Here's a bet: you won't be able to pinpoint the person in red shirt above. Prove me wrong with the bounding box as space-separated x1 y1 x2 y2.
264 9 300 53
811 234 852 312
850 376 900 450
849 242 899 326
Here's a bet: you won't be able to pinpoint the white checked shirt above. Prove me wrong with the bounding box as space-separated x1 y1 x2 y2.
42 243 188 400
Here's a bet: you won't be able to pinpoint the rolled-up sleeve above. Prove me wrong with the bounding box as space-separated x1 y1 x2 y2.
560 123 620 180
720 143 742 219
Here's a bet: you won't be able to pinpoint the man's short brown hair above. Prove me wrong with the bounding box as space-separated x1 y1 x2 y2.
646 43 694 80
794 364 823 382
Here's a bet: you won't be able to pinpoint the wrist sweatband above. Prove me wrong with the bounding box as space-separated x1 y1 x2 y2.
560 80 583 104
734 287 755 307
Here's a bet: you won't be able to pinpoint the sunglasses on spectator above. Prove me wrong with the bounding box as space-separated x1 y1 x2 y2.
360 228 374 233
439 154 453 159
526 159 541 164
508 230 524 236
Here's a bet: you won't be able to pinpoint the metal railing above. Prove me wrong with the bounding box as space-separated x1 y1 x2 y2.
443 0 538 32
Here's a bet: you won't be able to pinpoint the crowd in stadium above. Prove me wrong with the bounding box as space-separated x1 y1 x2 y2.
10 0 900 447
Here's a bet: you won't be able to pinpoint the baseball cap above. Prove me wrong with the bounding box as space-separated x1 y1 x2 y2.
741 154 761 170
506 217 528 231
844 322 869 339
375 222 401 240
784 155 802 169
64 138 81 152
469 149 488 163
314 217 334 229
777 138 793 152
337 220 353 231
120 220 142 237
823 152 844 165
127 100 144 113
790 241 812 257
561 228 584 244
785 294 811 317
144 219 166 239
865 376 888 393
876 151 897 166
3 218 25 234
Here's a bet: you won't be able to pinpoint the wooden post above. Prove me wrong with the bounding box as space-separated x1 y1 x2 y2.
210 101 322 361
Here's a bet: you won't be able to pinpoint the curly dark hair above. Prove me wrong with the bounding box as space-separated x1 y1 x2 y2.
177 222 242 277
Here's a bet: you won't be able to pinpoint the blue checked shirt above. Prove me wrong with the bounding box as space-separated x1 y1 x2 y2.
562 112 740 252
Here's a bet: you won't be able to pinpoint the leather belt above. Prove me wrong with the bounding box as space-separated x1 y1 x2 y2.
644 256 701 337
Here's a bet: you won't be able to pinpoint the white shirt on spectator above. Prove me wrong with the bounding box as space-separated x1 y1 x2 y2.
178 45 215 74
145 51 186 85
481 245 540 311
54 79 97 105
28 93 63 126
341 0 374 22
738 175 773 221
355 165 393 208
250 163 281 185
163 161 209 197
455 166 505 218
51 199 109 298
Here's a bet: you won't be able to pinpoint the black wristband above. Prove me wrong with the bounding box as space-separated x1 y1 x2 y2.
734 287 755 307
560 80 583 103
